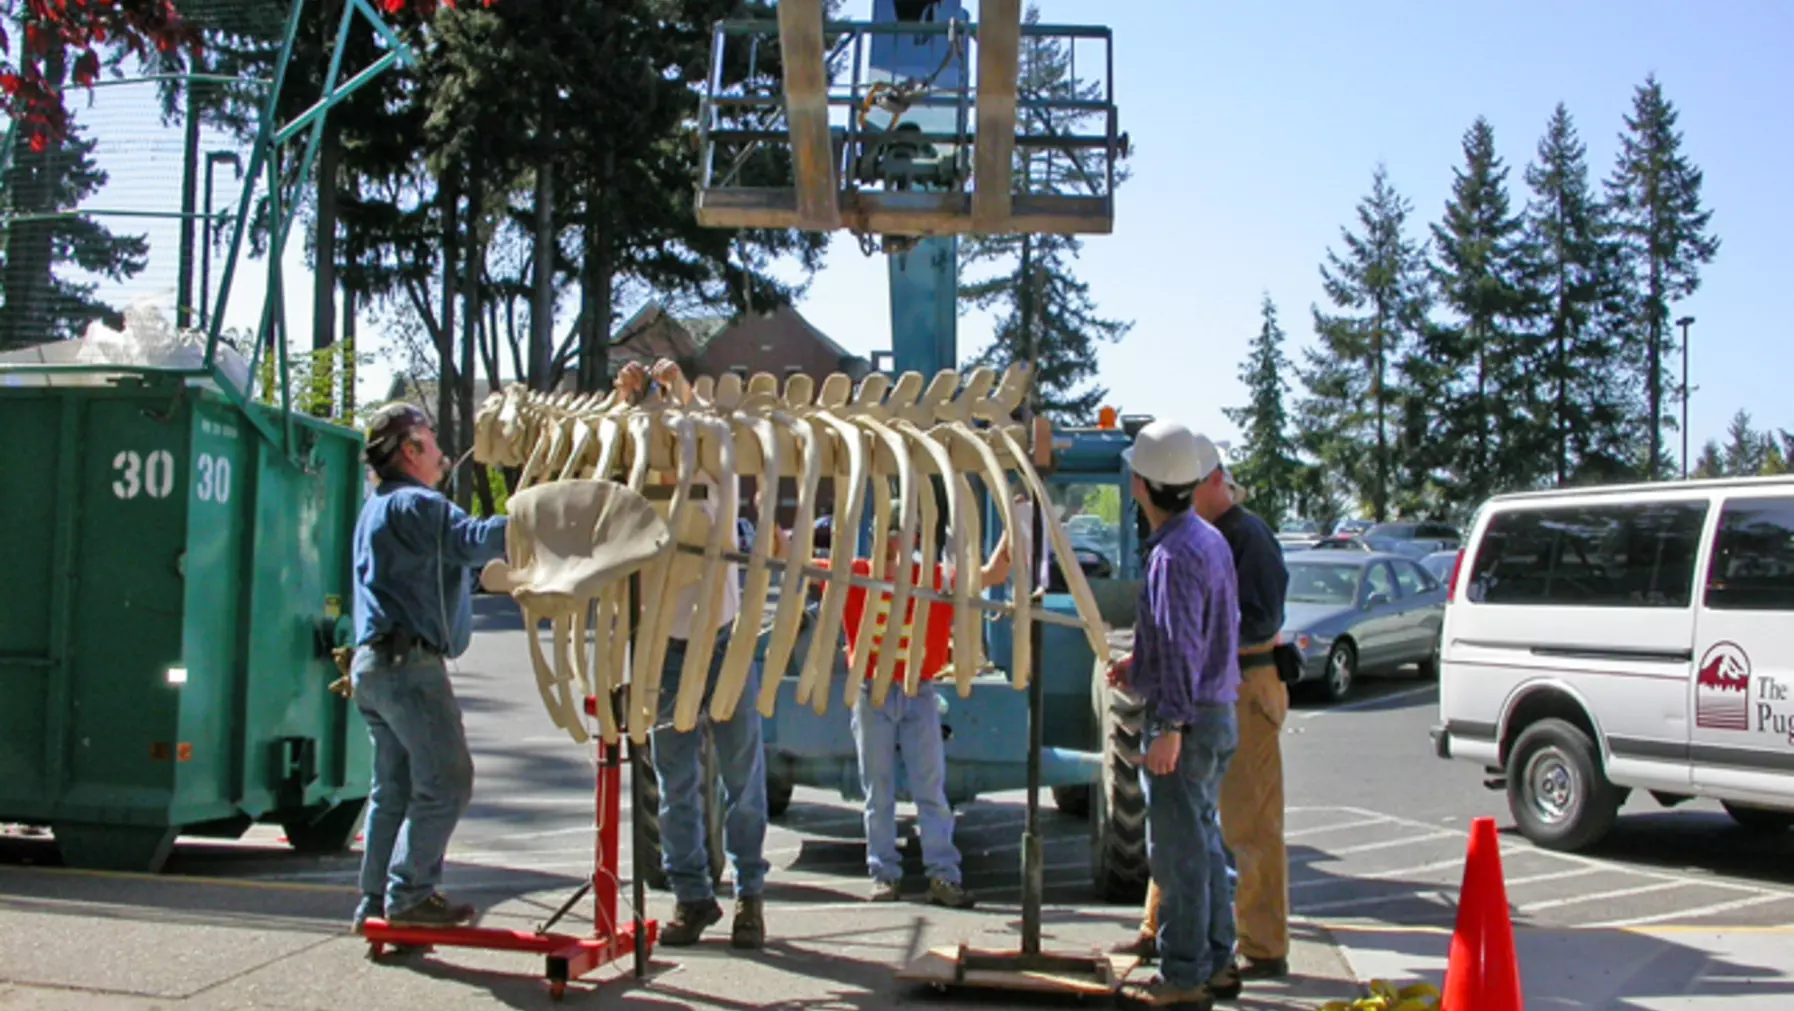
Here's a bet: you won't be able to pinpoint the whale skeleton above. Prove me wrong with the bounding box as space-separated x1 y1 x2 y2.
471 363 1112 746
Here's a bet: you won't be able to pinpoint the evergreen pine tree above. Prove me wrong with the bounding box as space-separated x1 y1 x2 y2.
958 4 1129 423
1426 116 1544 510
1222 294 1303 529
1605 74 1720 479
1521 103 1638 486
0 36 149 349
1722 409 1769 477
1691 439 1725 479
1298 164 1432 521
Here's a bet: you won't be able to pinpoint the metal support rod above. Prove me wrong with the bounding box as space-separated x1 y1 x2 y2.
668 542 1086 630
627 570 648 980
1021 603 1044 954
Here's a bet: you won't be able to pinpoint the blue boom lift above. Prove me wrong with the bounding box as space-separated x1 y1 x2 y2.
684 0 1153 905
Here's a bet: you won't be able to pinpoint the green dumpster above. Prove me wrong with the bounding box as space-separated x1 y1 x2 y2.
0 364 370 872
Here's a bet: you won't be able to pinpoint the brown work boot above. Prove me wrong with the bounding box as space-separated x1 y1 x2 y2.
1110 932 1158 961
659 898 723 946
1119 977 1214 1009
1236 955 1288 980
730 895 765 950
1206 963 1243 1001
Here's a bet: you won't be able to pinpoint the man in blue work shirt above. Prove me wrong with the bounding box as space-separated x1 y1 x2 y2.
349 402 508 932
1110 419 1242 1010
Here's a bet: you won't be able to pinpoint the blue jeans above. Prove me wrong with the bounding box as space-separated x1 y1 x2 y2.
852 680 960 885
649 628 771 905
351 646 475 915
1142 703 1239 988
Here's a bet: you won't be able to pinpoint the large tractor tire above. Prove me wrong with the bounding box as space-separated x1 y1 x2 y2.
632 727 727 892
1090 678 1150 903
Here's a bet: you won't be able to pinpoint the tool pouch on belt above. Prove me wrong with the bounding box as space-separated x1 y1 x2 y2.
1271 643 1303 685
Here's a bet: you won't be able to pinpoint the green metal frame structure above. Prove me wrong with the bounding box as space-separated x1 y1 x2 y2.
0 0 418 872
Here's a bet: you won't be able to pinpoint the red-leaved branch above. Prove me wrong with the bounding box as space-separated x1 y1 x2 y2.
0 0 486 154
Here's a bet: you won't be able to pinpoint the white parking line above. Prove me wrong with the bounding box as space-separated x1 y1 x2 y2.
1286 816 1393 839
1326 804 1794 899
1586 893 1791 929
1518 880 1694 913
1301 685 1436 718
1310 831 1458 857
1298 889 1454 915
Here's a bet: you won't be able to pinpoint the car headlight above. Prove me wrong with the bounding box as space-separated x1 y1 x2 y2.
1282 632 1313 653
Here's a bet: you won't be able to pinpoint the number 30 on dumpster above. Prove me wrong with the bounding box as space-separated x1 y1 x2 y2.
112 449 176 500
111 449 233 503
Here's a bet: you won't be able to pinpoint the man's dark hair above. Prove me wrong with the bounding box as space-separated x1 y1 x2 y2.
1143 477 1196 515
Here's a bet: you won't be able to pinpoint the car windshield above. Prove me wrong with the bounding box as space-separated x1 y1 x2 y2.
1285 562 1361 605
1367 523 1418 539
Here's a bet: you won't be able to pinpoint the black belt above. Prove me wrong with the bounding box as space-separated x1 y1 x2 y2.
368 628 443 661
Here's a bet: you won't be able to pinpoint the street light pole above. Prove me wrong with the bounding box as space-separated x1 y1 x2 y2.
201 151 243 331
1676 315 1695 479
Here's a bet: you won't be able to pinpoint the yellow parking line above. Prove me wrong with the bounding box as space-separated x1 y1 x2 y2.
6 866 354 895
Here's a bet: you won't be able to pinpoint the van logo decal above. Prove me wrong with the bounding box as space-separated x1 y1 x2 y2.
1695 641 1752 731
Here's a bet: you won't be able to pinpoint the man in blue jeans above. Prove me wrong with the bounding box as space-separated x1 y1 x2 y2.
823 506 1010 907
348 402 508 932
1109 420 1243 1010
620 359 772 950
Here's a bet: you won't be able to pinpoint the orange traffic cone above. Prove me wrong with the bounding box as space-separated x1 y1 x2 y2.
1442 816 1522 1010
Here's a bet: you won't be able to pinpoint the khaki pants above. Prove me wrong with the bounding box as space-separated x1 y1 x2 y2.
1140 663 1288 961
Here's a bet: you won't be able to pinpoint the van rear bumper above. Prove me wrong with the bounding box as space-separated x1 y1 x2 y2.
1432 720 1501 763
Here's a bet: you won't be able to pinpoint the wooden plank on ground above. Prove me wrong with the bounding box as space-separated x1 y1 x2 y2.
970 0 1022 230
896 945 1134 996
775 0 840 230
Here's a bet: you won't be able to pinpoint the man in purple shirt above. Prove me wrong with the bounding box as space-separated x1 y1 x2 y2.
1109 419 1242 1010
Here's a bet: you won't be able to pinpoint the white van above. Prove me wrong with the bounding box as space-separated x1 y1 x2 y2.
1431 475 1794 851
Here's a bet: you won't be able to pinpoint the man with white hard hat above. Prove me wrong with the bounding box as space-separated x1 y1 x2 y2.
1108 419 1242 1010
1115 431 1293 992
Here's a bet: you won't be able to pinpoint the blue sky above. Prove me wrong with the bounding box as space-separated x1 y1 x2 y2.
65 0 1791 462
785 0 1792 460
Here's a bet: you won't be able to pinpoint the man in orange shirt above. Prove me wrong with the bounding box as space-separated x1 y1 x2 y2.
822 506 1012 907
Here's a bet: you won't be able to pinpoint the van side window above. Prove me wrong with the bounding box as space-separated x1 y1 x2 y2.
1465 501 1709 607
1704 497 1794 612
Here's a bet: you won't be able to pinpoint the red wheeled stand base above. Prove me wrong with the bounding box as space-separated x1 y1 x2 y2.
363 689 656 1002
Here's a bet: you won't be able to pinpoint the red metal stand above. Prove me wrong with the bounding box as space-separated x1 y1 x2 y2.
363 693 656 1001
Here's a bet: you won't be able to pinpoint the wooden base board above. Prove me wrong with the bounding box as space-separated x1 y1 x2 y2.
896 944 1137 996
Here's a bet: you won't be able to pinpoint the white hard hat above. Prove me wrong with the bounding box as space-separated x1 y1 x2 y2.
1123 420 1213 487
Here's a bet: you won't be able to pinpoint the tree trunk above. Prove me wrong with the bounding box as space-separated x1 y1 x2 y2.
577 152 616 394
462 177 496 515
1373 314 1388 522
311 122 340 417
176 64 202 331
528 119 556 390
1646 263 1663 479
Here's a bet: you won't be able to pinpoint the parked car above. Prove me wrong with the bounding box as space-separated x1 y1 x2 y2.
1432 475 1794 852
1332 518 1374 538
1419 549 1458 585
1279 550 1447 701
1360 521 1463 558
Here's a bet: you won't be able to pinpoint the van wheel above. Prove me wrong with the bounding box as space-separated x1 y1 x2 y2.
1722 802 1794 833
1322 642 1356 702
1506 718 1622 852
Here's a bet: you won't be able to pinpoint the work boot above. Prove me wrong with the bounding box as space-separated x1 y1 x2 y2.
1235 956 1288 980
926 878 976 909
1110 932 1158 961
1206 964 1243 1001
867 879 902 902
730 896 765 950
1119 977 1214 1009
385 893 476 928
659 898 723 946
